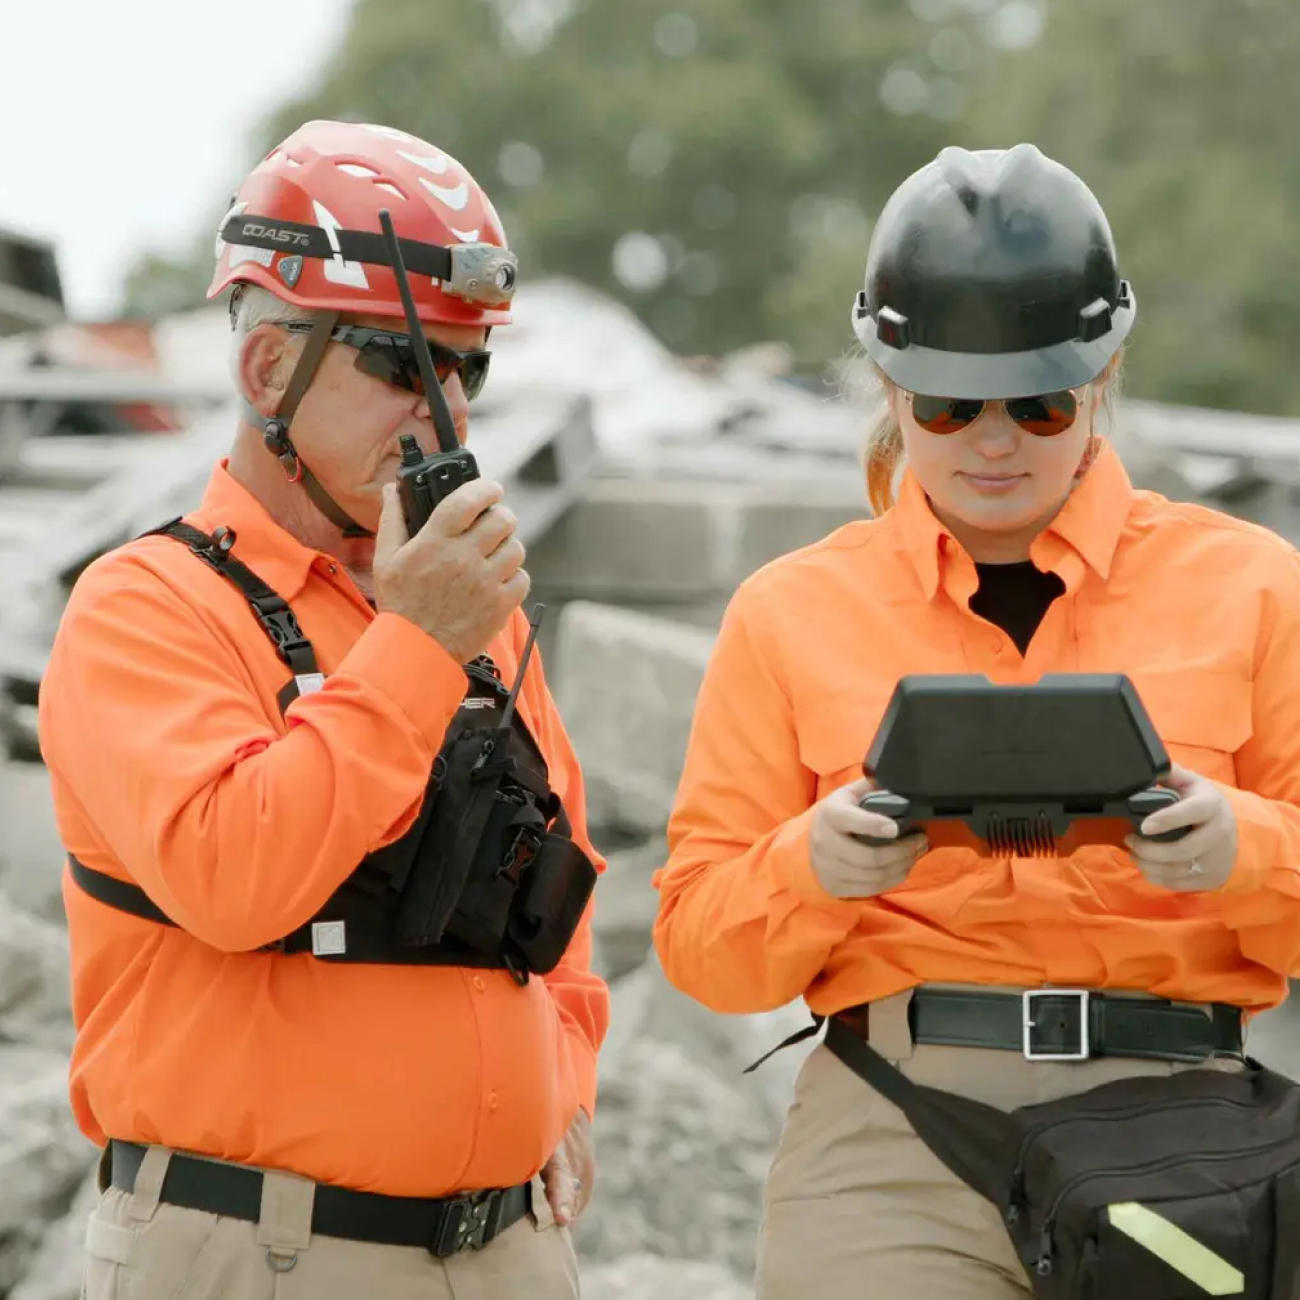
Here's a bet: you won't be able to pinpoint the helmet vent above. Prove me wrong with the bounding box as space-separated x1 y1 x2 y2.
337 162 408 200
338 162 407 201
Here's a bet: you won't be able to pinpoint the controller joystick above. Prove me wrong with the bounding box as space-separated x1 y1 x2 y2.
854 790 919 847
1125 787 1190 843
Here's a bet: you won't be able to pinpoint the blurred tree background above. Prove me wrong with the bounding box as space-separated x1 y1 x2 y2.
123 0 1300 414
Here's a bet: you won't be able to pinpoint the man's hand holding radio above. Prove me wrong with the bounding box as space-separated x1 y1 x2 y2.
809 777 929 899
373 478 529 663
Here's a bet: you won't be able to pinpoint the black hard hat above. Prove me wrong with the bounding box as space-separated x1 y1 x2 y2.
851 144 1135 399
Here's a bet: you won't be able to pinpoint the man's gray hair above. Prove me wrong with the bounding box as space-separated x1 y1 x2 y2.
227 284 318 392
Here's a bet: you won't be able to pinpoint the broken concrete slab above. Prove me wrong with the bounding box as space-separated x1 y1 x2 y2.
526 477 866 605
554 602 715 836
590 838 667 983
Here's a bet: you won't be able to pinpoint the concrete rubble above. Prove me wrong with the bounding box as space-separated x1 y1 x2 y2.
0 891 96 1300
581 1254 755 1300
7 1171 100 1300
590 836 668 982
572 958 811 1281
0 764 66 922
0 887 72 1052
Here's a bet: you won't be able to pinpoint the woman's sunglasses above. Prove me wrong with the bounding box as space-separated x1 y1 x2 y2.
908 389 1080 437
281 321 491 401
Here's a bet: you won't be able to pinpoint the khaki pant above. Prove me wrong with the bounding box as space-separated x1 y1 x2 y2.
81 1146 579 1300
756 988 1244 1300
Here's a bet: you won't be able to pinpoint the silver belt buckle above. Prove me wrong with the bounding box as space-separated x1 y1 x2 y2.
1022 989 1091 1061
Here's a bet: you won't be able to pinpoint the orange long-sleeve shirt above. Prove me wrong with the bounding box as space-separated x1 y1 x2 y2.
653 441 1300 1021
38 460 609 1198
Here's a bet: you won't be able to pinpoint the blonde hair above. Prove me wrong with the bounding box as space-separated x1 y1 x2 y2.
859 350 1126 517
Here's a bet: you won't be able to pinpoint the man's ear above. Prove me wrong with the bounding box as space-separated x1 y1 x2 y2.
238 324 291 419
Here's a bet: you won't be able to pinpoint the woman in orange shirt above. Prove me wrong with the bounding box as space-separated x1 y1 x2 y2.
652 144 1300 1300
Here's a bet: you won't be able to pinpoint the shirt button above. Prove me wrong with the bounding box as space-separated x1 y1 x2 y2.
473 975 486 992
488 1091 499 1110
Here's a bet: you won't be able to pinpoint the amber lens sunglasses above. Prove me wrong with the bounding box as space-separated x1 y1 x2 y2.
909 390 1080 437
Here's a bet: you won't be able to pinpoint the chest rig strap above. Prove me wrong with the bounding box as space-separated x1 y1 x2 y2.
142 517 323 713
69 517 330 938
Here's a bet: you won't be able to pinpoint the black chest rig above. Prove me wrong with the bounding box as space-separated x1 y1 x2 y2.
69 519 598 984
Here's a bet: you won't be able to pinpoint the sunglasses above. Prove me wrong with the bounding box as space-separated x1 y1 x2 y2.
908 389 1080 437
281 322 491 401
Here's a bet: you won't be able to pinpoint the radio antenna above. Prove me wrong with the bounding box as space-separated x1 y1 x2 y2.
377 208 459 454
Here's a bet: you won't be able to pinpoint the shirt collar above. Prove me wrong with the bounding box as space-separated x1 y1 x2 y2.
189 460 320 601
892 439 1135 599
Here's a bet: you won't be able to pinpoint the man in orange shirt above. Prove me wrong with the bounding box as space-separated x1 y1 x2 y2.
39 120 608 1300
653 145 1300 1299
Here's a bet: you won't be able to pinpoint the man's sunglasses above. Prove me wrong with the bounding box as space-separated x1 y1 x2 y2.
908 389 1080 437
280 322 491 401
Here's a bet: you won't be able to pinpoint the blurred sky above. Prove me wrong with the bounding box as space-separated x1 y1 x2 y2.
0 0 354 320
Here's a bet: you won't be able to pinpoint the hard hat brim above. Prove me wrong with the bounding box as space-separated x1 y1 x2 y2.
852 295 1135 399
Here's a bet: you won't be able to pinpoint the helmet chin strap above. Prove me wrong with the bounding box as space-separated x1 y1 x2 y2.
243 310 375 540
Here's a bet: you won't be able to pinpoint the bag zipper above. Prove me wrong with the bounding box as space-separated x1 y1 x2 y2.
1010 1094 1253 1205
1032 1141 1297 1277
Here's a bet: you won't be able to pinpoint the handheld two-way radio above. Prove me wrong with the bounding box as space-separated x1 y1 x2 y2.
376 208 480 537
855 674 1191 858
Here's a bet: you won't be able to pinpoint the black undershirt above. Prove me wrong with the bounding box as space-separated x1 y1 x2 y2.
968 561 1066 655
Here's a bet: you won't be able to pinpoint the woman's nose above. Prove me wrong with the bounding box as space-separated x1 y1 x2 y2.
967 403 1021 455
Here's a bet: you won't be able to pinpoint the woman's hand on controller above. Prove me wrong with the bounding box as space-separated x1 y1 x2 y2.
1125 763 1239 892
809 777 929 900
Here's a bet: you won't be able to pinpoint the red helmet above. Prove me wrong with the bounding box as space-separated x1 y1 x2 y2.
208 119 516 327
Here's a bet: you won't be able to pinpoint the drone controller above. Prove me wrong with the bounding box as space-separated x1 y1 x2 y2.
852 674 1193 857
377 209 482 537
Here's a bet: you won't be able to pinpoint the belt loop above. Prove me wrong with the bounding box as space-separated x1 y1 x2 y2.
256 1169 315 1265
126 1147 173 1223
1212 1002 1246 1059
867 989 917 1062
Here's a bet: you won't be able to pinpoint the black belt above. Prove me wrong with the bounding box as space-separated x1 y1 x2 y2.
108 1140 531 1257
837 987 1244 1064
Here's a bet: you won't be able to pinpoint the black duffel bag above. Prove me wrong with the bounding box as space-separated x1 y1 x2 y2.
824 1015 1300 1300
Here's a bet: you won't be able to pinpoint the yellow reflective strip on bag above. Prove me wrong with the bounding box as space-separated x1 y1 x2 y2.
1106 1202 1245 1295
